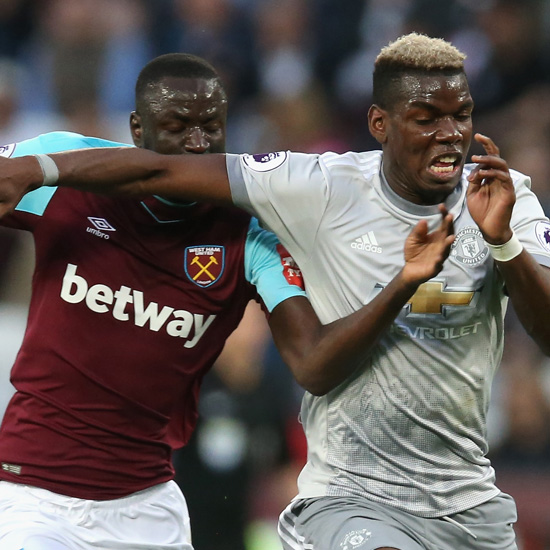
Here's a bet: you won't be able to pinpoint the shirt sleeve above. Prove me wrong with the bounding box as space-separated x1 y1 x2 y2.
244 217 306 313
226 151 329 262
509 169 550 268
1 132 132 221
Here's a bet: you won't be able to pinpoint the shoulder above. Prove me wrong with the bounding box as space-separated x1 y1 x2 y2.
232 149 382 181
316 150 382 196
6 131 132 158
319 149 382 166
319 150 382 177
38 131 131 150
508 167 532 191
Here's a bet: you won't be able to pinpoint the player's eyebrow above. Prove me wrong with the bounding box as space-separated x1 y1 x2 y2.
409 99 474 112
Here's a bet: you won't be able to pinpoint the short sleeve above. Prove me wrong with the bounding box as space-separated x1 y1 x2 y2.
226 151 329 261
510 170 550 268
244 217 306 312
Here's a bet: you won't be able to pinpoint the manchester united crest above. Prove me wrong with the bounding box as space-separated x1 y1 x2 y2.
340 529 372 550
184 246 225 287
450 227 489 266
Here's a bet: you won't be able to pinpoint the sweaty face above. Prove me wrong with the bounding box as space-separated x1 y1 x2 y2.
131 76 227 155
377 73 473 205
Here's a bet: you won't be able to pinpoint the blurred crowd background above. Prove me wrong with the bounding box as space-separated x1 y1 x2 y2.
1 0 550 549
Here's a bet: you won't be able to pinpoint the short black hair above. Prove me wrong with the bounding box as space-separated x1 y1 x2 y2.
135 53 226 107
373 33 466 109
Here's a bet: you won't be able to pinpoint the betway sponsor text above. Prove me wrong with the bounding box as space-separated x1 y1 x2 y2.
60 263 215 348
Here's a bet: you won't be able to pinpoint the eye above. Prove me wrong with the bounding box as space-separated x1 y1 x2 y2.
415 117 433 126
455 113 472 122
162 121 185 133
203 121 223 133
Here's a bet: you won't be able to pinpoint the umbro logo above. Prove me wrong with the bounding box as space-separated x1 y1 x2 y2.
88 217 116 231
351 231 382 254
86 217 116 240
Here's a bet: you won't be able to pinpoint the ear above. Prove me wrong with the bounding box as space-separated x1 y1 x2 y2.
368 104 388 145
129 111 143 147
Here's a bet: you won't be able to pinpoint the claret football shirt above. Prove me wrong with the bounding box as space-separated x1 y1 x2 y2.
0 132 305 499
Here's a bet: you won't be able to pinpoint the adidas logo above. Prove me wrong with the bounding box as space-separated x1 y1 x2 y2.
351 231 382 254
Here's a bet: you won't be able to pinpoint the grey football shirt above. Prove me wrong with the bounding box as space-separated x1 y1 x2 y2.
226 150 550 517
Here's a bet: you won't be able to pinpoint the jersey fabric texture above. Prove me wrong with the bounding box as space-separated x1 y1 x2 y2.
0 132 305 500
226 149 550 517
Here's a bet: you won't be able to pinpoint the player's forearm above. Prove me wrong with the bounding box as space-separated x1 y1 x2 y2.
0 156 41 217
35 148 233 203
47 147 165 196
275 270 418 396
497 252 550 355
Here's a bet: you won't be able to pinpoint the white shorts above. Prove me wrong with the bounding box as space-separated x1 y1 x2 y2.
0 480 194 550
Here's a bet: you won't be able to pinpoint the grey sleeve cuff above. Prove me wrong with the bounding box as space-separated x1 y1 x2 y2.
225 153 253 213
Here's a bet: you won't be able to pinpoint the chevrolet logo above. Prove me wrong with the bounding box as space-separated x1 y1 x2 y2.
407 282 475 314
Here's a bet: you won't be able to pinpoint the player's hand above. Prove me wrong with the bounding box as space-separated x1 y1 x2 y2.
402 204 455 286
0 156 42 218
466 133 515 244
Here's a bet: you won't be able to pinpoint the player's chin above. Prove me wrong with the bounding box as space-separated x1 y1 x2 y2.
420 178 459 204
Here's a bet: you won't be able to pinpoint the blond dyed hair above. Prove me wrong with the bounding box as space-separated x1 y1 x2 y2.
376 32 466 71
372 33 467 108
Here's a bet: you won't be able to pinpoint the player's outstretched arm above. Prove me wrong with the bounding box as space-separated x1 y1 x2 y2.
270 206 455 395
468 134 550 356
0 155 43 218
0 148 233 218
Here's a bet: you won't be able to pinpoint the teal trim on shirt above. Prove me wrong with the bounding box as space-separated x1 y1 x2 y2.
15 187 59 216
11 131 131 216
244 217 306 312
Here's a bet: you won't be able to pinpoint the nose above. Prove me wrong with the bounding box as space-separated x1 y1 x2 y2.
184 127 210 153
437 117 462 144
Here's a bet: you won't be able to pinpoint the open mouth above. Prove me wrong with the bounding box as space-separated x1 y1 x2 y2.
428 154 461 177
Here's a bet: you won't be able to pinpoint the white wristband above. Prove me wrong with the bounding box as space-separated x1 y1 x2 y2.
34 154 60 187
486 232 523 262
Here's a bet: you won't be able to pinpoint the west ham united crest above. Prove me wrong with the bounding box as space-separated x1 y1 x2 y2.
185 246 225 287
450 227 489 266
